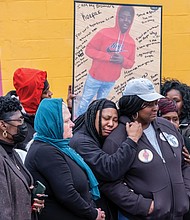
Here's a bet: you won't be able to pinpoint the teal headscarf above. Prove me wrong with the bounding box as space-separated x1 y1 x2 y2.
34 98 100 200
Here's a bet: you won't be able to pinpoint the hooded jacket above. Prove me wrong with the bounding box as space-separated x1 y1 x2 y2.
101 116 190 219
13 68 47 115
85 6 136 82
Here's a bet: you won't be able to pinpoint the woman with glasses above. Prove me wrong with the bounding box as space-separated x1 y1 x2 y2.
0 96 44 220
101 78 190 220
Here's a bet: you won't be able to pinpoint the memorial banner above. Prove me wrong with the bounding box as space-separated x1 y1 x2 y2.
73 1 162 119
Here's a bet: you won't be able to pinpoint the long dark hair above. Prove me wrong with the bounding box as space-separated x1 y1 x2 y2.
161 78 190 121
73 99 118 145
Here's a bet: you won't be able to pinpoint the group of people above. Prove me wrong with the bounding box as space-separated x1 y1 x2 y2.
1 66 190 220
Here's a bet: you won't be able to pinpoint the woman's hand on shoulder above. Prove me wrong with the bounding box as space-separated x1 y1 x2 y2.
96 208 106 220
126 121 143 143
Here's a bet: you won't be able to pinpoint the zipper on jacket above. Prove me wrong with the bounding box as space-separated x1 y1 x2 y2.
158 128 175 219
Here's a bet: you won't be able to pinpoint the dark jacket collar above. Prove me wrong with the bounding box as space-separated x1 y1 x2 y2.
119 115 161 131
0 144 33 191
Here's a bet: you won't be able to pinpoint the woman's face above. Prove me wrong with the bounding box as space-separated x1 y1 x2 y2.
162 112 179 129
41 86 53 99
137 100 159 126
62 107 75 139
95 108 118 137
166 89 183 116
0 110 24 143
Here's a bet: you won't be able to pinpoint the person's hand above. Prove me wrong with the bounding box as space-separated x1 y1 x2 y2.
66 85 76 111
126 121 143 143
110 53 124 64
96 208 106 220
148 201 154 214
31 194 45 213
182 146 190 164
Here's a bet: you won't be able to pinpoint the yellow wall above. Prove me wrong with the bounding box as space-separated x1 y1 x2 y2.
0 0 189 101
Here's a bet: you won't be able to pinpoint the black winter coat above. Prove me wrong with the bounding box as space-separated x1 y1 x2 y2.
25 141 98 220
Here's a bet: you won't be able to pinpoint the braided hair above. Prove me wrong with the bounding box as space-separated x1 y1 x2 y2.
0 96 22 120
73 99 118 145
118 95 144 120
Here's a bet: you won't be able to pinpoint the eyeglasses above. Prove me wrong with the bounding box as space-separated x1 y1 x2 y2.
4 117 24 124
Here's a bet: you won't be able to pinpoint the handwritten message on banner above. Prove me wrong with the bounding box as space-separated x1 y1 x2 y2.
73 1 162 119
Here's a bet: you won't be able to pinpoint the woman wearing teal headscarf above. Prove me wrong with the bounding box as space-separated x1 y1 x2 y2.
25 98 105 220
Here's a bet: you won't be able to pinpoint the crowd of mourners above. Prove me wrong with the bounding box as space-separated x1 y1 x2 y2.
1 67 190 220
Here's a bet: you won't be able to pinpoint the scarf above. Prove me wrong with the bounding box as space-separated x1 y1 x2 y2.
34 98 100 200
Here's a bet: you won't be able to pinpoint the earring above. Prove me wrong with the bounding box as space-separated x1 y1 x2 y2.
132 112 139 120
3 130 7 138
